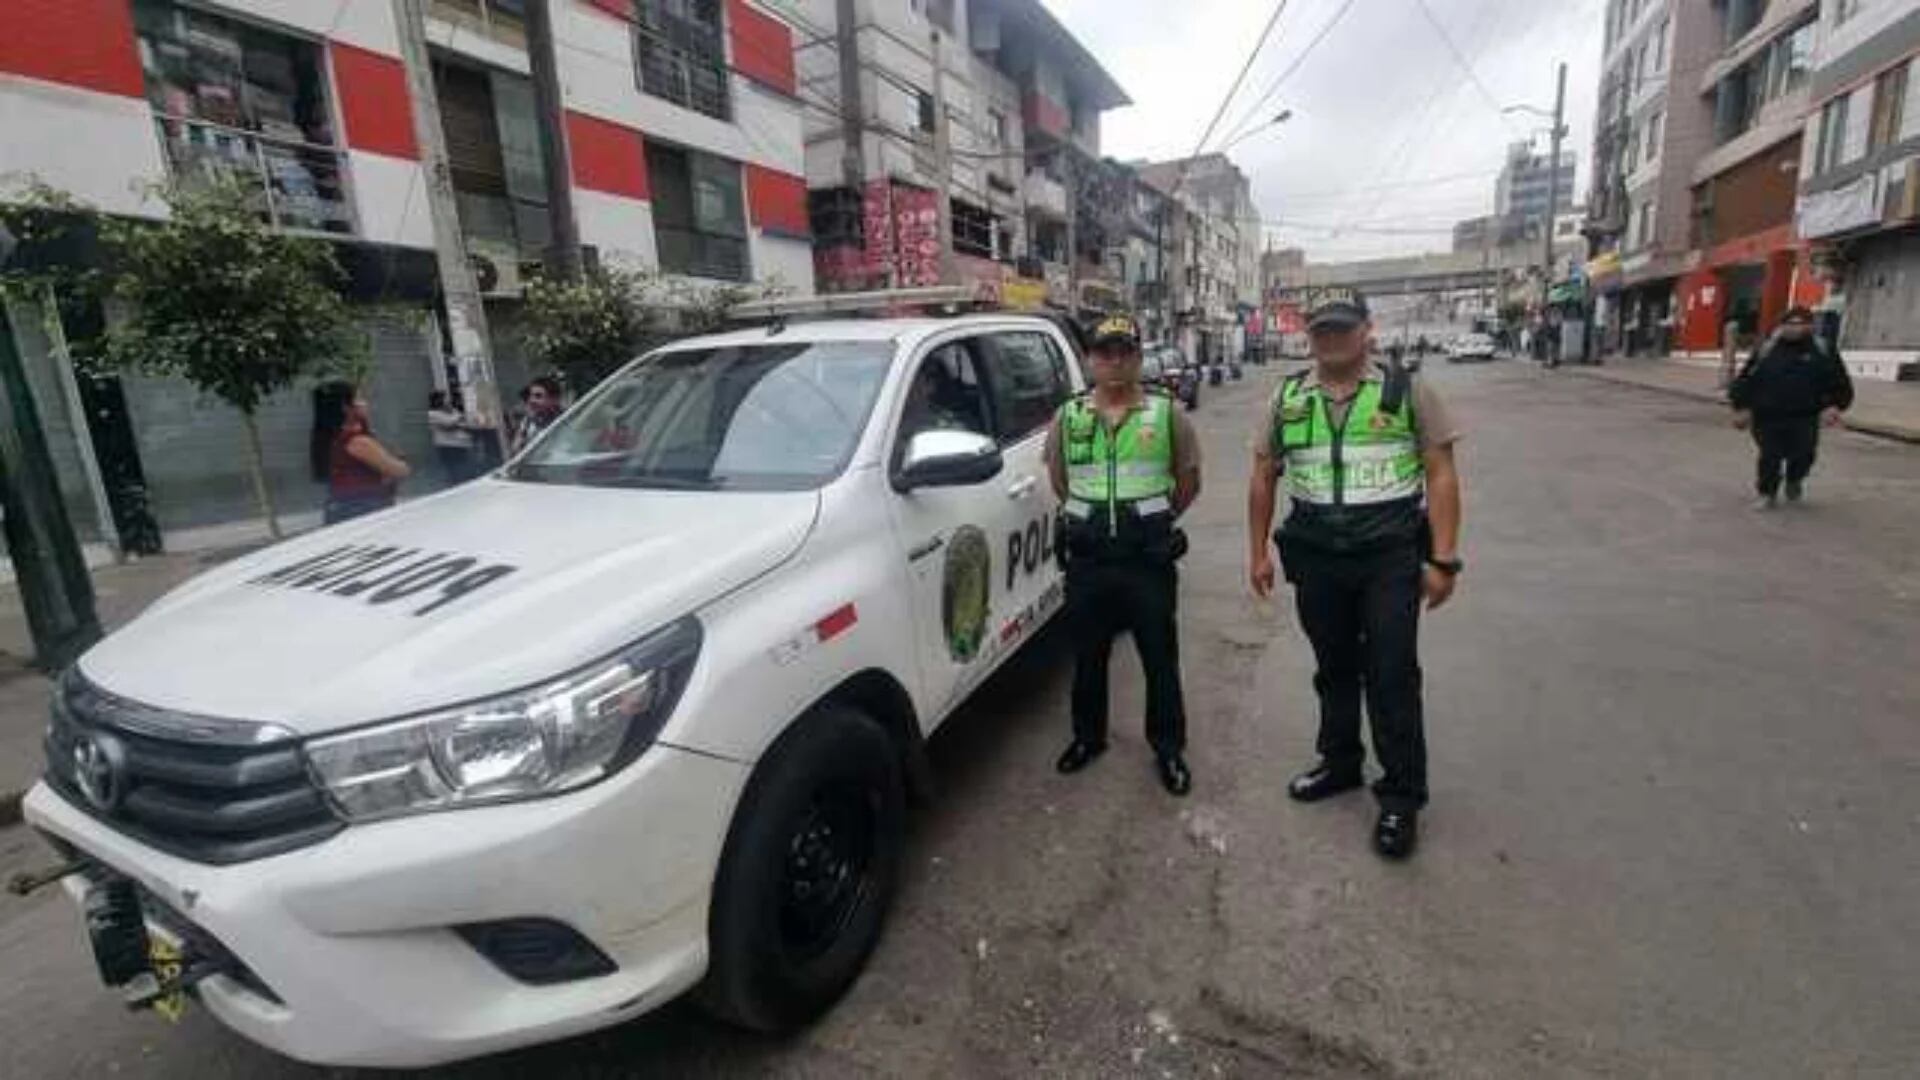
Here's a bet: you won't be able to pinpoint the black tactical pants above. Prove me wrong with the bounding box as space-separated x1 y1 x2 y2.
1287 541 1427 811
1067 557 1185 757
1752 415 1820 497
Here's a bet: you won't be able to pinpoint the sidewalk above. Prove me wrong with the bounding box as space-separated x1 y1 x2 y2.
1571 356 1920 444
0 544 267 826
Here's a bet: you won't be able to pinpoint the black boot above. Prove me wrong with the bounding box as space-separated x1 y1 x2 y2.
1288 764 1364 803
1056 739 1107 774
1156 753 1192 796
1374 808 1419 859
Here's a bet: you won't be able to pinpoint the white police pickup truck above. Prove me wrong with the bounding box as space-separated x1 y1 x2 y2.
23 302 1084 1067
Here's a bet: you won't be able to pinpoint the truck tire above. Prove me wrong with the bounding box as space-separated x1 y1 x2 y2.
697 704 906 1033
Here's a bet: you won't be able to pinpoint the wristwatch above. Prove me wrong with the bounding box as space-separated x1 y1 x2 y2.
1426 555 1465 576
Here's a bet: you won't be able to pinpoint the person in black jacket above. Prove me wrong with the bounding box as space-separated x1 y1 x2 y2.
1728 307 1854 509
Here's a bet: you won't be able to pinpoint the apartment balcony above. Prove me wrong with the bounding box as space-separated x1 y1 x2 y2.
1025 170 1068 220
153 114 353 235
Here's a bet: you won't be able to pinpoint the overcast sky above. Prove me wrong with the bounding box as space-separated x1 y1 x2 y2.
1042 0 1608 263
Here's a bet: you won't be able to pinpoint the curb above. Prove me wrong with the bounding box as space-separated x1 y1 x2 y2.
1572 369 1920 445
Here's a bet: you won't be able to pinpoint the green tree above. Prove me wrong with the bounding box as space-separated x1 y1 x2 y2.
83 180 360 538
520 264 791 395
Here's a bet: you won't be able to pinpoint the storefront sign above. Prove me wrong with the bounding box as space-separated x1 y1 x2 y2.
1797 174 1879 240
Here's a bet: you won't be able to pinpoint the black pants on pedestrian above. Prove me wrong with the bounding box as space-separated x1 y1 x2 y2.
1287 541 1427 811
1751 415 1819 497
1068 557 1185 757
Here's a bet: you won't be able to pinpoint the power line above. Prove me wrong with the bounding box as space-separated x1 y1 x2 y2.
1409 0 1520 131
1220 0 1363 148
1174 0 1293 190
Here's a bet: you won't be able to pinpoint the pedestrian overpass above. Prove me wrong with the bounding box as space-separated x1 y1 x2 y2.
1274 241 1585 299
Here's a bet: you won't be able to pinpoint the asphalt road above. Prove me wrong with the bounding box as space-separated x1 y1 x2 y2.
4 359 1918 1078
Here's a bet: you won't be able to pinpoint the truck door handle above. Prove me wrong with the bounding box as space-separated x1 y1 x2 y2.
907 535 945 562
1007 476 1038 500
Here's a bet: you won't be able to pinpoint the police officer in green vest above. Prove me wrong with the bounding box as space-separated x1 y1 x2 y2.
1046 315 1203 795
1248 289 1464 858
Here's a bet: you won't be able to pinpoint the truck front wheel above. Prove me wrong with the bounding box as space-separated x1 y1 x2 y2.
698 704 906 1033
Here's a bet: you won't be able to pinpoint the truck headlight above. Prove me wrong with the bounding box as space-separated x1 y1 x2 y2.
306 617 701 822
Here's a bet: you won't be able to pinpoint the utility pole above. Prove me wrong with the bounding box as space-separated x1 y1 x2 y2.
393 0 508 459
1543 61 1569 291
1063 151 1078 318
836 0 865 195
0 225 100 669
930 29 956 286
525 0 582 280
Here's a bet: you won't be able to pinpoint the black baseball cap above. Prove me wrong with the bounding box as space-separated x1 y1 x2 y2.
1306 287 1370 331
1089 314 1143 350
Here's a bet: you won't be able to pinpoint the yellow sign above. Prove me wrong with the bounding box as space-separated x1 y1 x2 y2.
1001 278 1049 311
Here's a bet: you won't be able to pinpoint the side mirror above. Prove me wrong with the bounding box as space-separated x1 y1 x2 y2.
895 430 1003 492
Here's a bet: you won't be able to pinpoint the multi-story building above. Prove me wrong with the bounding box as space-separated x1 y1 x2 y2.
1794 0 1920 358
1 0 813 542
1496 139 1580 235
793 0 1128 313
1587 0 1721 354
1135 154 1258 363
1671 0 1825 351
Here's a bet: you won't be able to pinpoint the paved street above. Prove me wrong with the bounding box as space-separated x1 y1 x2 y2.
4 360 1919 1077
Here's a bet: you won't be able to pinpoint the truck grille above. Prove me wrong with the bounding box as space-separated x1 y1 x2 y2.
43 672 342 865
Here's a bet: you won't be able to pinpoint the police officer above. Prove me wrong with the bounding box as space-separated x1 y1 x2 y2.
1046 315 1203 796
1247 289 1464 858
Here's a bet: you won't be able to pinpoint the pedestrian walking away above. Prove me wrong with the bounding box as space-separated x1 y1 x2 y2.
1046 313 1203 796
1729 306 1853 510
311 381 410 525
1247 288 1465 859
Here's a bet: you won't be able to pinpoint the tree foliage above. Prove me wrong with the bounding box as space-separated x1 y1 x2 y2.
84 180 362 412
520 264 788 393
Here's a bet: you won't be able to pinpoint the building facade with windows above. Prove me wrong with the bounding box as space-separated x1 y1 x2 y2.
1134 154 1259 364
1795 0 1920 356
792 0 1129 315
1586 0 1724 355
1671 0 1825 352
0 0 813 543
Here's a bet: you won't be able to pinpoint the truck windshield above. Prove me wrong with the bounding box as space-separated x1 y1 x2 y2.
506 341 894 491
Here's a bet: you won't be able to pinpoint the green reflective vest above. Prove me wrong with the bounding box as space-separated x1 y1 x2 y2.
1062 393 1176 506
1270 370 1427 551
1272 374 1423 505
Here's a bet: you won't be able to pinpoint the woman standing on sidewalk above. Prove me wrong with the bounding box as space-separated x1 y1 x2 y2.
311 381 410 524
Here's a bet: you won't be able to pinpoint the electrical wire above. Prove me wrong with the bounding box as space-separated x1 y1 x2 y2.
1409 0 1523 132
1169 0 1294 193
1219 0 1363 149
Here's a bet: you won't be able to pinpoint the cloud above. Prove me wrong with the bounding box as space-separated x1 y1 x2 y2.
1044 0 1607 261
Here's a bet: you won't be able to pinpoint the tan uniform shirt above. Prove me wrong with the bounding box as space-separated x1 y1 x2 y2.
1250 365 1462 465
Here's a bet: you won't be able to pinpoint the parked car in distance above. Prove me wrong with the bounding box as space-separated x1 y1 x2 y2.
1447 333 1498 363
1143 345 1200 410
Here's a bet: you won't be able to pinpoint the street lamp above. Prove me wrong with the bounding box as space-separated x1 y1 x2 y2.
1500 104 1555 121
1220 109 1294 153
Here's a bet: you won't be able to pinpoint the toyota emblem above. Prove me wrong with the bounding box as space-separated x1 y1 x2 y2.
71 731 127 813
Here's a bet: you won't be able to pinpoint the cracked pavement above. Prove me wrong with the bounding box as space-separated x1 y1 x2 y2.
4 361 1918 1077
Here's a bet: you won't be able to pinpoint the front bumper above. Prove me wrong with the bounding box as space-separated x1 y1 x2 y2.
23 744 749 1068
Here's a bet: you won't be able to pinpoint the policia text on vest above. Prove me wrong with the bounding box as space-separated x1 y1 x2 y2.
1046 315 1201 797
1248 354 1464 860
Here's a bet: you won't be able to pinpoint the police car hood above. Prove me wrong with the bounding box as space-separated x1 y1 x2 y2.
76 478 819 735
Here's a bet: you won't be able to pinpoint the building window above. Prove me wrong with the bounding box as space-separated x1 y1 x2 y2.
646 143 749 281
430 0 527 46
435 57 550 260
1644 108 1662 163
632 0 730 121
1870 64 1908 151
952 198 995 259
1816 95 1849 174
989 109 1007 147
1634 200 1655 250
1763 20 1816 101
1903 58 1920 143
132 0 352 234
1624 119 1640 172
925 0 955 33
1835 0 1870 26
1649 16 1668 72
917 91 936 133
